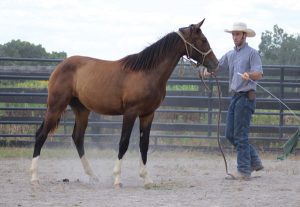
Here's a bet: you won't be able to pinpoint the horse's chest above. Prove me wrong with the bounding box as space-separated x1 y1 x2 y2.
138 90 165 109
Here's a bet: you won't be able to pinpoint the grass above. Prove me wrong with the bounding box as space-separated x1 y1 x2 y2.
0 147 119 159
0 147 77 159
0 80 48 88
1 146 300 161
0 147 33 158
167 84 199 91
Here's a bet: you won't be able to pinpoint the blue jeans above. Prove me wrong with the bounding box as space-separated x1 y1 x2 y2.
225 93 262 176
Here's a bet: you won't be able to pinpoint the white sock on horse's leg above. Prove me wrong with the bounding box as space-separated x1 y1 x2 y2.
80 155 98 182
30 156 40 183
113 159 123 187
139 158 153 187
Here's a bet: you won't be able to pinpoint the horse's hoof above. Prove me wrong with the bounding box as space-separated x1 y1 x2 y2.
31 179 40 185
144 181 154 189
89 177 99 184
114 183 123 189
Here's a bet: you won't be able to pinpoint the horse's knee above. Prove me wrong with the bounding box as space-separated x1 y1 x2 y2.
72 136 84 157
139 138 149 164
33 120 52 157
118 139 130 160
33 132 46 157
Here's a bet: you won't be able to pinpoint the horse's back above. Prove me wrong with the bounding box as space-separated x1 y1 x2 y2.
49 55 121 90
47 55 164 116
48 55 124 114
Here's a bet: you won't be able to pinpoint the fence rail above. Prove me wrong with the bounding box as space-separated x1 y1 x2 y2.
0 58 300 150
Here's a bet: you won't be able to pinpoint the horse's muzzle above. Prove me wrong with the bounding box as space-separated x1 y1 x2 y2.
206 61 219 73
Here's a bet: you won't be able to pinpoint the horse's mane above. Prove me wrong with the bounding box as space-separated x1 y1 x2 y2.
120 32 181 71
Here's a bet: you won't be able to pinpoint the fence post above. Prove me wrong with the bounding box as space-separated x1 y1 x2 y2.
279 67 285 138
207 78 214 137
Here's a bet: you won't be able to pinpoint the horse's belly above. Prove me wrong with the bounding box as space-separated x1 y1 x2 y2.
78 93 123 115
75 75 164 116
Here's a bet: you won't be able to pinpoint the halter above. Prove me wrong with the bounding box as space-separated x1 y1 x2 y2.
176 31 212 67
176 30 213 91
177 30 234 179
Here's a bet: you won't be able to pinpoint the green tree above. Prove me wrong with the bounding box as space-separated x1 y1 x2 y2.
0 39 67 59
259 25 300 65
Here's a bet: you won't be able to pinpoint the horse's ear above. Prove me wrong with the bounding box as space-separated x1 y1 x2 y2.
196 19 205 28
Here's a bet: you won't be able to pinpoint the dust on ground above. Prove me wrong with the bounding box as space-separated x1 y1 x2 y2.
1 149 300 207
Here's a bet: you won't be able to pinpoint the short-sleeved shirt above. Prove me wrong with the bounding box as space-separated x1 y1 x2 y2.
218 42 263 92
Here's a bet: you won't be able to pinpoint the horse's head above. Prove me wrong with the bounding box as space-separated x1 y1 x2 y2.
178 19 218 72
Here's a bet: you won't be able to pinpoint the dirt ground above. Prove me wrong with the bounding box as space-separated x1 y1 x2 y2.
1 149 300 207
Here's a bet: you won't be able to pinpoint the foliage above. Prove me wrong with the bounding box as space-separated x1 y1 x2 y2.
259 25 300 65
167 84 198 91
0 80 48 88
0 39 66 65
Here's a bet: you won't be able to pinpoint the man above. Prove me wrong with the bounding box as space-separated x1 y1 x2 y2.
204 22 264 179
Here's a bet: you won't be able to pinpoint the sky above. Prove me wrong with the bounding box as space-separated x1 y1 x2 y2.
0 0 299 60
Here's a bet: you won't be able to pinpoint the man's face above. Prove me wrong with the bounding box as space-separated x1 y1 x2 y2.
232 31 246 47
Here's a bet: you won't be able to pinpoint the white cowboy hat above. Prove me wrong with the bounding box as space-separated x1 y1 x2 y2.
224 22 256 37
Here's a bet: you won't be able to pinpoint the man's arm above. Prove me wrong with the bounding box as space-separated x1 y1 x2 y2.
240 71 263 81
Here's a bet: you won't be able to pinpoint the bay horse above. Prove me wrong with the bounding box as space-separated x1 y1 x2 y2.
30 19 218 188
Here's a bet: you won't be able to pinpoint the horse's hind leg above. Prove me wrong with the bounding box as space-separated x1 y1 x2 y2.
113 113 137 188
139 113 154 188
30 110 63 183
70 98 98 182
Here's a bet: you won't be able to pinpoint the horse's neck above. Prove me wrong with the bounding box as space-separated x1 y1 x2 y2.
155 50 184 84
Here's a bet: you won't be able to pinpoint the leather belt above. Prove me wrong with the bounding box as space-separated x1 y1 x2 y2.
233 90 256 100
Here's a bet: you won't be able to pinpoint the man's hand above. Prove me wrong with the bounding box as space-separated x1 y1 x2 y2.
202 68 214 78
240 72 250 81
239 71 263 81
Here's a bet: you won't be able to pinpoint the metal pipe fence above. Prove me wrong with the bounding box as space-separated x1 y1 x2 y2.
0 58 300 150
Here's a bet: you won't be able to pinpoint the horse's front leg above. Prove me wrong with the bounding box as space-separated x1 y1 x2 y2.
139 113 154 188
113 113 137 188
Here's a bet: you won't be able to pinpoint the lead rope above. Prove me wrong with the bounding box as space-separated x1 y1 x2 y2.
212 74 235 179
237 72 300 123
176 30 233 177
181 56 211 92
